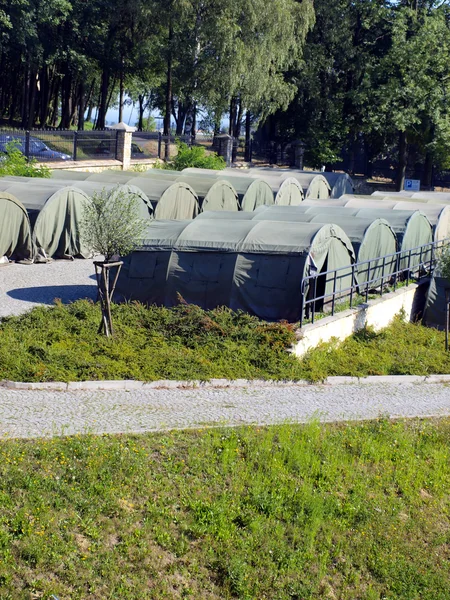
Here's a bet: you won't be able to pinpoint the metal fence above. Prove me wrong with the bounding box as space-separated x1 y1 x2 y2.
0 128 119 162
299 238 448 328
251 140 292 166
131 132 195 160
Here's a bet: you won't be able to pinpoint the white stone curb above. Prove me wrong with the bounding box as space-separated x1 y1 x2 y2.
0 374 447 391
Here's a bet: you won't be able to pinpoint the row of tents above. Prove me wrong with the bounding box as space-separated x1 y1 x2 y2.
50 167 354 203
0 168 354 262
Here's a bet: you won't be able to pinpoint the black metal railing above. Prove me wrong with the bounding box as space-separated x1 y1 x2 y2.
0 128 119 162
131 132 195 160
299 238 448 328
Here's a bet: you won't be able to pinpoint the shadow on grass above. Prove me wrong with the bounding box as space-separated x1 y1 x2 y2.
7 285 97 306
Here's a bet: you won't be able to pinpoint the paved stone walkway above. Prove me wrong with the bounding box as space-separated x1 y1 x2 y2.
0 259 96 318
1 381 449 439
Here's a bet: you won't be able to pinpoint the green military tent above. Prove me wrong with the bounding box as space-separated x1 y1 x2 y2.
132 179 199 219
181 168 274 210
305 172 354 198
342 197 450 243
274 178 304 206
0 192 34 262
248 169 331 199
0 182 90 259
372 190 450 202
354 209 432 272
252 203 432 275
2 176 154 220
52 174 199 219
239 205 397 287
174 175 239 211
285 173 331 199
138 168 181 178
114 218 356 322
241 167 352 197
50 170 92 181
422 270 448 330
308 216 397 286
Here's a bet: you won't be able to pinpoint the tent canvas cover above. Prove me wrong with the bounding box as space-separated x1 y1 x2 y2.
0 181 91 258
114 219 356 322
0 192 33 261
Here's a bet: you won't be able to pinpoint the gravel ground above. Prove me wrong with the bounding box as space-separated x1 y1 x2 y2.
0 382 449 439
0 258 97 318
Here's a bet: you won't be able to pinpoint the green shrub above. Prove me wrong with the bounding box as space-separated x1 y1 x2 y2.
0 142 50 178
156 141 225 171
0 141 50 177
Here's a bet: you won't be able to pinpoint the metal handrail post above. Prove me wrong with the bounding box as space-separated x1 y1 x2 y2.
331 269 337 316
312 274 318 324
73 131 78 161
350 264 355 308
407 249 412 285
25 130 30 161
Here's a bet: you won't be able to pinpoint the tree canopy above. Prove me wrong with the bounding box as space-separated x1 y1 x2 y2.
1 0 450 188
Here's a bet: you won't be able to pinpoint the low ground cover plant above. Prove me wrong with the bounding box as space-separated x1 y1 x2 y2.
0 300 301 382
0 302 449 382
0 419 448 599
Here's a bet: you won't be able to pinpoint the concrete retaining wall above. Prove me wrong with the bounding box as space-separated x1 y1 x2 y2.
43 158 157 173
293 280 429 357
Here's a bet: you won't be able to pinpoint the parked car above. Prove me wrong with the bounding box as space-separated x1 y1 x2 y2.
95 140 144 157
0 134 72 161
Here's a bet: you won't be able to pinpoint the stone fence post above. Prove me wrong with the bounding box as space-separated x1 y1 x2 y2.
214 134 233 167
109 122 135 170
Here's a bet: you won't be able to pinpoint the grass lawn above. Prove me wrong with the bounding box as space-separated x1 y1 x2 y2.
0 300 450 382
0 419 449 599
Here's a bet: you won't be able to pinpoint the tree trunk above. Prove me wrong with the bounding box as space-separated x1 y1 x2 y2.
191 103 197 138
233 98 242 139
96 68 110 129
347 137 357 175
245 110 251 162
50 78 60 127
396 130 408 192
59 69 73 129
231 98 242 162
138 94 144 131
423 151 433 190
21 65 29 127
164 22 173 139
39 66 52 127
78 80 85 130
229 97 236 136
175 101 189 135
118 62 124 123
27 67 38 130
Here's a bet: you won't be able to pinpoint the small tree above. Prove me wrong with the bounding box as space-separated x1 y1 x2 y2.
439 245 450 283
81 187 148 335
